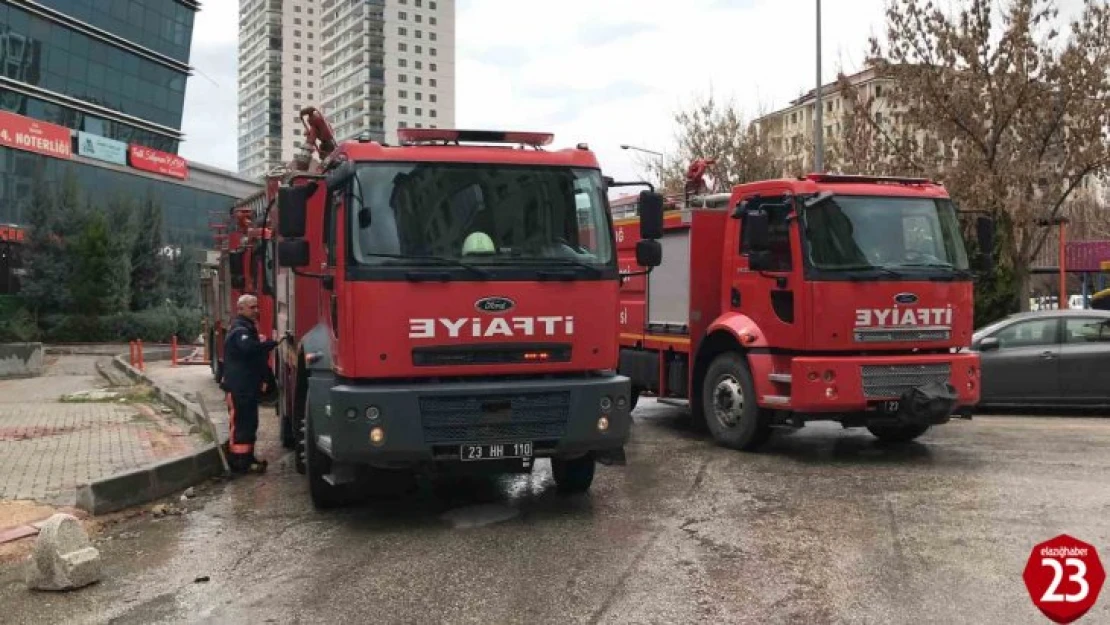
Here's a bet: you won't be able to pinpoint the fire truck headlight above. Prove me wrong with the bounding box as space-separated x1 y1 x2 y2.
600 396 612 412
370 427 386 446
366 406 381 421
597 416 610 432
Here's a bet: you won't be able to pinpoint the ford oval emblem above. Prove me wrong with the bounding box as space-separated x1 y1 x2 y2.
894 292 919 305
475 296 515 314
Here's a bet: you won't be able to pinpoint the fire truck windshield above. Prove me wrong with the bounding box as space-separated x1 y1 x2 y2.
801 195 970 275
348 162 614 273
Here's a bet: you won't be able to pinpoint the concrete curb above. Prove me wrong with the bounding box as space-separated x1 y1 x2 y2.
110 355 226 443
72 354 229 516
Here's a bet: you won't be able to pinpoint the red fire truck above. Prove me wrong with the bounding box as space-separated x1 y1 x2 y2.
250 108 665 508
614 164 995 450
202 186 277 388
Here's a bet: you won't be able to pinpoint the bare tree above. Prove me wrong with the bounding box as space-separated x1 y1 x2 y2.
836 0 1110 311
644 92 784 195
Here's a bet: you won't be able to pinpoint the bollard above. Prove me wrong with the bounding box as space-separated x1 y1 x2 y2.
171 336 178 368
137 339 145 372
129 341 136 368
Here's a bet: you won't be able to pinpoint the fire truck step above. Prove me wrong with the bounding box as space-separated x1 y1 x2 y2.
656 398 690 408
762 395 791 406
768 373 792 384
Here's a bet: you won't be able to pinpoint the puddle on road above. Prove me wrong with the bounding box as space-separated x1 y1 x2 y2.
439 503 520 529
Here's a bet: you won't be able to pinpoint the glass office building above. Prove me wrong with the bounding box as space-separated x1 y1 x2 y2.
0 0 260 294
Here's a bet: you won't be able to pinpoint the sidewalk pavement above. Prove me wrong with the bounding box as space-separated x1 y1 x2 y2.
140 360 230 443
0 355 207 507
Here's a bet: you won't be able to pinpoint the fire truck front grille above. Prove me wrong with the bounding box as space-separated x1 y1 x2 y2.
419 392 570 444
861 364 952 399
854 327 952 343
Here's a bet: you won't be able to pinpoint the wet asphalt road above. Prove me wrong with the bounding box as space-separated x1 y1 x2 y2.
2 401 1110 625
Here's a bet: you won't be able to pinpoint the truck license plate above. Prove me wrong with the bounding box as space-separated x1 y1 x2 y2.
881 400 901 414
459 442 533 461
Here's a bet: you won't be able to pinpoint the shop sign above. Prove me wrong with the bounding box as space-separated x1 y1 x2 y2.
77 131 127 165
0 110 72 159
129 144 188 180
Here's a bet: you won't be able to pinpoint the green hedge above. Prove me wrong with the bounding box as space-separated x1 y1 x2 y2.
38 306 203 344
0 296 40 343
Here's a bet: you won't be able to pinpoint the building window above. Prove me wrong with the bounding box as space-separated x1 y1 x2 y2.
399 27 407 35
430 109 437 118
430 17 437 25
398 58 407 67
430 94 437 103
430 78 437 87
430 32 437 41
430 63 437 71
399 106 408 114
399 42 407 51
399 90 408 98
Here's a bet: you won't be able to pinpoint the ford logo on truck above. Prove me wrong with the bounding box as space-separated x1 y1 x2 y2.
894 292 919 305
475 297 515 314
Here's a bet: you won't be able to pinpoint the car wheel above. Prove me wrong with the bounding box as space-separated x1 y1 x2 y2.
701 352 772 451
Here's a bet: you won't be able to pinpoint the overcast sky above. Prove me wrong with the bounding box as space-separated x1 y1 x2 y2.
178 0 935 182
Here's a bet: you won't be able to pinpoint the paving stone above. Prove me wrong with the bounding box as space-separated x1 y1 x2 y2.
0 356 208 507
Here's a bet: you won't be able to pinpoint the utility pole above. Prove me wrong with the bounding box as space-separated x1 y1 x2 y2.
814 0 824 173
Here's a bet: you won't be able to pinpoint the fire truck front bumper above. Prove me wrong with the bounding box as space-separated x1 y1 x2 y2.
315 374 633 468
783 352 980 419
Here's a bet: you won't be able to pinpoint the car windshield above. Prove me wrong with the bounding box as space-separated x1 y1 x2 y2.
802 195 970 272
348 162 613 268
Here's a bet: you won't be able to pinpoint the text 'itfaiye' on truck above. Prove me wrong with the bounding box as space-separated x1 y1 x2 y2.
212 107 671 509
614 161 996 449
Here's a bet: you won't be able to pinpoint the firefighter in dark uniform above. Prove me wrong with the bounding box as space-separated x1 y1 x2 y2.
222 293 278 473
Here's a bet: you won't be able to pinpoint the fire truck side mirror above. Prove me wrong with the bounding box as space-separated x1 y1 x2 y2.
278 239 310 268
746 210 771 251
638 191 665 240
975 216 995 272
635 240 662 268
228 250 245 289
278 182 317 239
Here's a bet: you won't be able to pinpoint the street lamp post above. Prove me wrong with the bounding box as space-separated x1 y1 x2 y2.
814 0 824 173
620 144 664 186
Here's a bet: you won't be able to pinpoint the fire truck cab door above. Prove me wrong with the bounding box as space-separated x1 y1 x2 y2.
730 189 799 343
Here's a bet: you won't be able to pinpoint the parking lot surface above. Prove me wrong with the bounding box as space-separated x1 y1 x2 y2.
1 398 1107 624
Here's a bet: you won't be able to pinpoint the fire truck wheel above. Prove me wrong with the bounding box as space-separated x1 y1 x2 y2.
867 423 931 443
280 410 295 450
702 352 772 451
305 405 347 509
551 455 595 494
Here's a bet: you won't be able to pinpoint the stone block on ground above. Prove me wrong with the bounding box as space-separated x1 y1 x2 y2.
24 513 101 591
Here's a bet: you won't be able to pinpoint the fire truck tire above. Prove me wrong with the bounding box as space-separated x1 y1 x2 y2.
629 386 641 411
702 352 772 451
305 399 348 509
867 423 931 443
551 455 595 494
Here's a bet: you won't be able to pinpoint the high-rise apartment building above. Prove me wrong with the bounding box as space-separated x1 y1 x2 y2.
238 0 455 179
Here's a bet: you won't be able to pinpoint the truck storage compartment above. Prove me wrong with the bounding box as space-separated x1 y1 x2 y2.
648 225 691 328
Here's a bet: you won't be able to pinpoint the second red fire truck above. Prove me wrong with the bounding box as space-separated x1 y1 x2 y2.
614 163 995 450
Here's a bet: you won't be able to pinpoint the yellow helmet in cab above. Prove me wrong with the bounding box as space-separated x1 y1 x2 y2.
462 231 496 255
